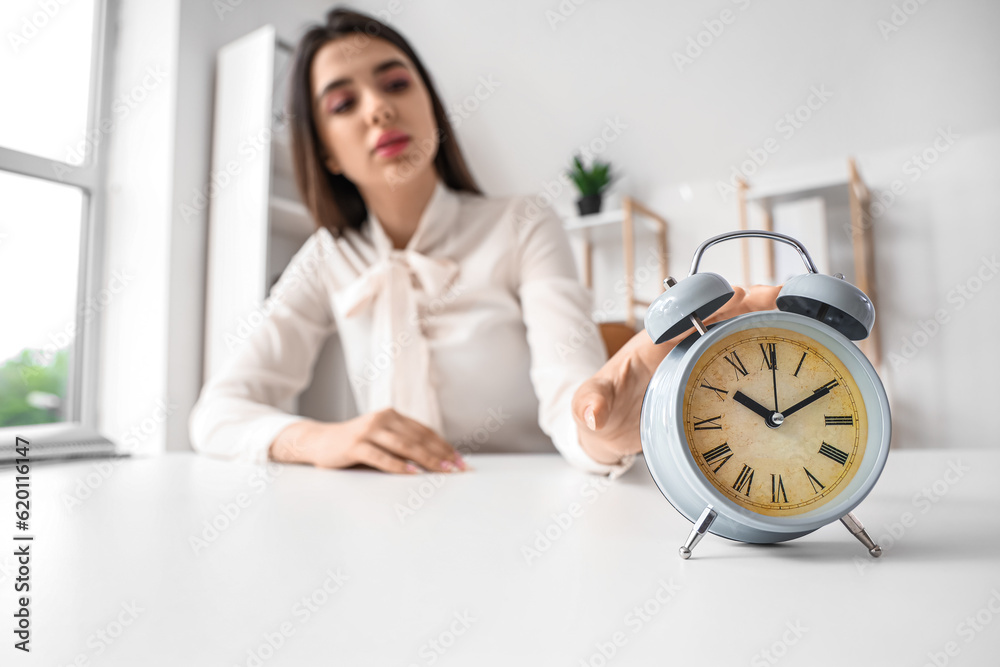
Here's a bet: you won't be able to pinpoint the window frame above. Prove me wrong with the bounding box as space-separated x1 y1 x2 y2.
0 0 117 434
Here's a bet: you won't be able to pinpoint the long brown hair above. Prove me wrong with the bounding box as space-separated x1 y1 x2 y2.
288 6 482 237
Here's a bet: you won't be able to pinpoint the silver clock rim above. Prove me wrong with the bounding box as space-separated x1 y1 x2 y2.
640 311 891 541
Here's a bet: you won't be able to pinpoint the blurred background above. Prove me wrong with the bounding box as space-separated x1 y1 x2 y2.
1 0 997 457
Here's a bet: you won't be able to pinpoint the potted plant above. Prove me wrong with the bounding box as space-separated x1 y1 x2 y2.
567 154 616 216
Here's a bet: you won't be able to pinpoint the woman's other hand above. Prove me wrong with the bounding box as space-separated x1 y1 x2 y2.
572 284 782 465
268 408 468 474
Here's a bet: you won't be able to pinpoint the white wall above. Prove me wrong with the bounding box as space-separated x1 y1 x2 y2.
344 0 1000 450
99 0 180 457
101 0 339 455
104 0 998 453
166 0 358 453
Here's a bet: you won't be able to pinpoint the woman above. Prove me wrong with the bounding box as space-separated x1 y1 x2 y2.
188 7 779 477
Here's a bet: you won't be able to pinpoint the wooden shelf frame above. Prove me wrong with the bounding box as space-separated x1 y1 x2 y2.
566 197 669 330
735 158 882 368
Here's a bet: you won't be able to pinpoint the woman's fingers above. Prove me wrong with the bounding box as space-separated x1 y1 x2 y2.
302 409 469 474
743 283 782 311
367 420 459 473
351 441 415 475
573 364 643 464
573 376 615 433
387 411 464 468
568 283 785 473
708 285 747 322
711 284 781 322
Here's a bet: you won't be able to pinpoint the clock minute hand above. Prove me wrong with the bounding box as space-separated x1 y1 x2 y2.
770 347 779 414
732 391 775 423
780 381 837 419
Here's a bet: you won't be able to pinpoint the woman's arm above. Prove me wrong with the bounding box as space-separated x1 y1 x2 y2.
188 231 338 463
572 283 784 465
190 229 466 474
513 198 632 476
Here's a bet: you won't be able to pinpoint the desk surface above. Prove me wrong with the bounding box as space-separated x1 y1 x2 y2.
1 450 998 666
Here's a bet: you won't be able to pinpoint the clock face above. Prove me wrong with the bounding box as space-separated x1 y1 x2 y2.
682 327 868 517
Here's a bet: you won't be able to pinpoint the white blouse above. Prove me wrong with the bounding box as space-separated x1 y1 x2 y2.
189 179 636 477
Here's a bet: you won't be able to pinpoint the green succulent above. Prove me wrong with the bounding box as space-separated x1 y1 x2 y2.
566 154 616 197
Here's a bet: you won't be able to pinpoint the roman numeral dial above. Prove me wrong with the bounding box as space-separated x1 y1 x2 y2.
825 415 854 426
693 416 722 430
723 351 748 378
702 443 733 472
683 327 867 517
819 442 849 465
700 382 728 401
771 474 788 504
732 464 755 496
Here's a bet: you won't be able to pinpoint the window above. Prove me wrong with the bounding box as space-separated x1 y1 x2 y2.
0 0 114 431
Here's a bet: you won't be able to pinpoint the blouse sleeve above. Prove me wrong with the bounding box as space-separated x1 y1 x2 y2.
513 199 637 478
188 230 337 464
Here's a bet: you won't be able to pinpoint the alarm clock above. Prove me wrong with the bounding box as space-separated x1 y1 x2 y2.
639 230 891 559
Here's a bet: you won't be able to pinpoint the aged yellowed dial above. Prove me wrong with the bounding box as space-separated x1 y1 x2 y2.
682 327 867 516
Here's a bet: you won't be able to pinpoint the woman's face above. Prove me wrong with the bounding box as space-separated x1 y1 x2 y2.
310 35 439 191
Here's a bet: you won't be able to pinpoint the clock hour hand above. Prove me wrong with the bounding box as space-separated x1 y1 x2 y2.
780 380 837 419
732 391 775 423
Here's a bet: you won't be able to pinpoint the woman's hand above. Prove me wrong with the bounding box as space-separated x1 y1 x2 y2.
268 408 468 474
572 284 783 466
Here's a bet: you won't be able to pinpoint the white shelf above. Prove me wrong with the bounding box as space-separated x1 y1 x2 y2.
205 24 355 426
204 25 278 379
746 179 851 209
271 127 294 176
562 208 661 233
562 209 623 231
743 160 854 208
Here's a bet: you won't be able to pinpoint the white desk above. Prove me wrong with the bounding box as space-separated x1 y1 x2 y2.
2 450 998 666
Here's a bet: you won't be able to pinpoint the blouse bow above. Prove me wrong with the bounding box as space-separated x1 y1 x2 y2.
337 248 459 434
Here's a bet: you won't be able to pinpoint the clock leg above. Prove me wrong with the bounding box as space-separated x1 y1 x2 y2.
840 512 882 557
679 506 717 559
